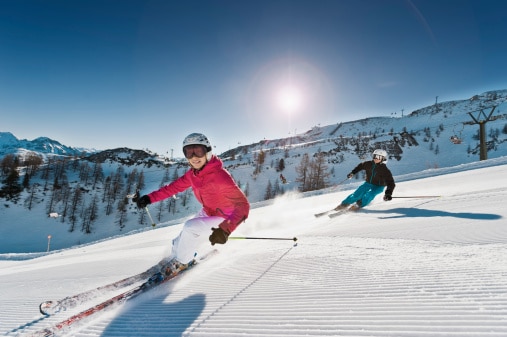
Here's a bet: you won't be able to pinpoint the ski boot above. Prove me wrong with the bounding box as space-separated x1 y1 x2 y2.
348 201 362 212
334 203 349 211
163 258 198 276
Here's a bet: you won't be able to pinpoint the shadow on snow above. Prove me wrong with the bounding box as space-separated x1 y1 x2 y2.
102 293 206 337
369 207 502 220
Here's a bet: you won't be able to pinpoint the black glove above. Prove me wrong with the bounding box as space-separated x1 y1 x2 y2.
134 195 151 209
209 226 230 245
383 194 392 201
347 173 354 179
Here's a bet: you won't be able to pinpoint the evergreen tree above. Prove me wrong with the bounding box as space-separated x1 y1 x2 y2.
115 195 128 230
82 194 99 233
68 186 83 232
91 162 104 190
25 183 39 210
273 179 281 196
264 180 273 200
0 154 17 177
0 169 22 200
277 158 285 172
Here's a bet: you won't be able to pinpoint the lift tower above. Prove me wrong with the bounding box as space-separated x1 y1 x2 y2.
464 106 498 160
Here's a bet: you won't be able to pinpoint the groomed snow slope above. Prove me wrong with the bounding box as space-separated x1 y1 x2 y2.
1 160 507 337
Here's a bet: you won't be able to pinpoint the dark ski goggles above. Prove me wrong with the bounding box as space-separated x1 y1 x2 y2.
183 145 207 159
373 154 384 161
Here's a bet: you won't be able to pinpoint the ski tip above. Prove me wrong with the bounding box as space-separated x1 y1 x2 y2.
314 211 329 217
328 210 347 218
39 301 54 315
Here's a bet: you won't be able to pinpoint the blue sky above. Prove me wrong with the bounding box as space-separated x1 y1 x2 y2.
1 0 506 156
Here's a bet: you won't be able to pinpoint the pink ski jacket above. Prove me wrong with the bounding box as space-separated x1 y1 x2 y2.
147 156 249 233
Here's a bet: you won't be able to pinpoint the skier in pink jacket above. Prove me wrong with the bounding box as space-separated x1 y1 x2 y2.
134 133 249 272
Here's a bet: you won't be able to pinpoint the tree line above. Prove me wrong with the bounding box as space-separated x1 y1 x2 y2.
251 147 332 200
0 154 193 234
1 148 335 234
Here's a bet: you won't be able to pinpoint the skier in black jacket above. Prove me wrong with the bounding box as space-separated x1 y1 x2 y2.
335 149 395 211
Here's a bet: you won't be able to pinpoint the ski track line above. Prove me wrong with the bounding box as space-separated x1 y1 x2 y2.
59 238 507 337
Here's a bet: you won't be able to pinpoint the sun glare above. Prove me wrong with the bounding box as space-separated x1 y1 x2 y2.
276 86 302 113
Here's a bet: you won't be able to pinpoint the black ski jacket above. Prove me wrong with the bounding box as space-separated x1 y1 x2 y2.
350 160 395 195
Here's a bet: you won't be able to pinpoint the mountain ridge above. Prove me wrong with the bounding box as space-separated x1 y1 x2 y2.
2 89 507 161
0 131 95 158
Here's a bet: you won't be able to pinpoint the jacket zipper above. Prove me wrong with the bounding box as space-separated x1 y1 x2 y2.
369 163 376 184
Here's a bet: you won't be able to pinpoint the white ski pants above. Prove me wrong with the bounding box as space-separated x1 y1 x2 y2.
170 209 224 264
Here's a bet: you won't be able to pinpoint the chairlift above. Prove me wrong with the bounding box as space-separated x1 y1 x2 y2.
450 135 462 144
450 123 464 144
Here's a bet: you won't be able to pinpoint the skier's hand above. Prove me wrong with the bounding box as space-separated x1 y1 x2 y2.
209 226 230 245
383 194 392 201
347 173 354 179
134 195 151 209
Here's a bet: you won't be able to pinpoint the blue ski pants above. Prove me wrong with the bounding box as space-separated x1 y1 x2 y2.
341 182 385 207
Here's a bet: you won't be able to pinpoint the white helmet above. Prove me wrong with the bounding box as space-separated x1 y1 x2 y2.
372 149 388 163
182 133 212 160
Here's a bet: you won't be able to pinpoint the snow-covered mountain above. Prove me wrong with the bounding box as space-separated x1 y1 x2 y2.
1 89 507 253
0 132 94 158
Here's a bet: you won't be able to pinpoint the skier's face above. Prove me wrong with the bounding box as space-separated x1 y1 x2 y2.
373 154 384 163
188 155 207 170
184 144 208 169
185 147 207 170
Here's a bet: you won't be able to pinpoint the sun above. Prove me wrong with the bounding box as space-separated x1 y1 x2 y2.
276 85 302 114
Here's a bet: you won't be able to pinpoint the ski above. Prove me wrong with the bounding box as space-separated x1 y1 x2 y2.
328 206 360 218
314 209 336 217
328 210 349 218
29 261 196 337
39 258 172 315
315 206 350 217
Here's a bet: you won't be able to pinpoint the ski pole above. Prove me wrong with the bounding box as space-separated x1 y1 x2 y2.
330 177 351 190
392 195 441 198
144 205 157 228
127 190 157 228
337 177 350 185
229 236 298 242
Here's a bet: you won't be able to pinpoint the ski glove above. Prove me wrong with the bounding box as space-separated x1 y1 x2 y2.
383 194 392 201
134 195 151 209
347 173 354 179
209 226 230 245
